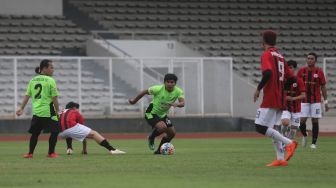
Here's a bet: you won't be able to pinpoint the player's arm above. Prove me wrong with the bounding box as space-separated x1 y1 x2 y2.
171 97 185 108
16 95 30 116
52 96 60 117
128 90 149 105
289 92 306 101
321 85 329 112
254 69 272 102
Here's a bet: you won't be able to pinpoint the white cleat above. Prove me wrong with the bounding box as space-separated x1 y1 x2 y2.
110 149 126 155
66 148 73 155
310 144 317 150
302 136 307 148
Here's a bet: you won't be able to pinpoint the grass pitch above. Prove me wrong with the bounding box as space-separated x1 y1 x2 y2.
0 136 335 188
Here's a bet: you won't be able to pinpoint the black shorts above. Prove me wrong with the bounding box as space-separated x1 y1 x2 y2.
145 104 173 128
28 115 60 134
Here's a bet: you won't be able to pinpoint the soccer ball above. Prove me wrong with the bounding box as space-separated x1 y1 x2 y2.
160 142 175 155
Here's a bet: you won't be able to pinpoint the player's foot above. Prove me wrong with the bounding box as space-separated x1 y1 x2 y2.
109 149 126 155
81 150 88 155
310 144 317 150
302 136 307 147
266 160 288 167
47 153 58 158
66 148 73 155
23 153 33 158
147 136 155 150
154 150 161 155
285 140 298 161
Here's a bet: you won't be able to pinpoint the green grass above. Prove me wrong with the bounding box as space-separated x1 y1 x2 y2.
0 137 335 188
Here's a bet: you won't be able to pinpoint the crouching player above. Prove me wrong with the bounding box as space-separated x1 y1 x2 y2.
280 60 306 139
59 102 125 155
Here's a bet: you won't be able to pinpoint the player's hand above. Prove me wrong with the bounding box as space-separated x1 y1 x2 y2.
171 103 178 108
16 107 23 116
128 98 136 105
286 96 293 101
325 104 329 112
253 90 260 103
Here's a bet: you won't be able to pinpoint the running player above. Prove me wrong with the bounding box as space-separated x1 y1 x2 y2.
128 73 185 154
254 30 298 167
297 52 329 149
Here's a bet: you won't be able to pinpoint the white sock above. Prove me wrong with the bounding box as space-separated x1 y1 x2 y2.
265 128 292 145
272 139 284 160
288 128 297 140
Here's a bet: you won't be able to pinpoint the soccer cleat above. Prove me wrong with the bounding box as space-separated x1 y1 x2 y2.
66 148 73 155
302 136 307 147
23 153 33 158
310 144 317 149
285 141 298 161
147 136 155 150
110 149 126 155
154 150 161 155
47 153 58 158
266 160 288 167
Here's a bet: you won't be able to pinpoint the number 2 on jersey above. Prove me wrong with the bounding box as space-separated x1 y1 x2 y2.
34 83 42 99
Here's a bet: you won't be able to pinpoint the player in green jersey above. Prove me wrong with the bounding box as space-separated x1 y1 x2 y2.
129 73 185 154
16 59 60 158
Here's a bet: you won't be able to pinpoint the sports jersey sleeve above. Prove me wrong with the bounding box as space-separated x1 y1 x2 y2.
25 80 33 96
261 52 272 71
76 111 85 124
318 69 326 85
297 68 303 79
50 78 59 97
178 88 185 99
148 85 161 96
297 78 306 93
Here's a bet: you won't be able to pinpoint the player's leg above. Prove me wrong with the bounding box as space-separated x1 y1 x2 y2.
310 103 322 149
81 139 88 154
145 114 166 150
24 116 43 158
287 112 300 140
47 120 59 157
86 130 125 154
299 103 310 147
66 137 73 155
280 111 291 137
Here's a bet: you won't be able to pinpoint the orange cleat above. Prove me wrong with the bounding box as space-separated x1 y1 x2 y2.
266 160 288 167
285 141 298 161
47 153 58 158
23 153 33 158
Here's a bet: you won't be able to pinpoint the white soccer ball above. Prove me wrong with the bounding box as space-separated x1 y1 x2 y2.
160 142 175 155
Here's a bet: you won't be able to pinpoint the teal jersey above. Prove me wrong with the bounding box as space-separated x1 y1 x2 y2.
147 84 184 118
26 74 59 118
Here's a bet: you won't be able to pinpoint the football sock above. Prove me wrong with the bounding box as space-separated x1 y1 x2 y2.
48 132 58 154
149 128 161 139
66 137 73 149
272 139 284 161
265 128 292 145
100 139 115 151
299 122 308 136
157 137 170 151
29 132 40 154
312 122 319 145
288 127 297 140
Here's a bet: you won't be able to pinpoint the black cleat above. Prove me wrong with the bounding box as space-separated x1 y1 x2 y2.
154 150 161 155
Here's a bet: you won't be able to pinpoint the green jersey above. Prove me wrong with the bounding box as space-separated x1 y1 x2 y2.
25 74 59 118
146 84 184 118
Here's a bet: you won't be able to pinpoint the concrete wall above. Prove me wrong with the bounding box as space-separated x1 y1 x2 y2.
0 0 62 15
0 117 255 133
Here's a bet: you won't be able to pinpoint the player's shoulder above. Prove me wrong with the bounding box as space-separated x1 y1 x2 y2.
174 86 184 94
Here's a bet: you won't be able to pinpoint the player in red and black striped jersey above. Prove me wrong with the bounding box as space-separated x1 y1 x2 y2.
254 30 298 167
297 52 329 149
58 102 126 155
279 60 306 140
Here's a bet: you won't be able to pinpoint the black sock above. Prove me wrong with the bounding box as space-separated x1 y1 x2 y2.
312 122 319 144
149 129 161 139
29 132 40 154
156 137 171 152
48 132 59 154
299 122 307 136
66 137 73 149
100 139 115 151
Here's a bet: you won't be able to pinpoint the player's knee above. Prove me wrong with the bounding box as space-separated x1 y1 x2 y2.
312 118 319 124
255 124 267 135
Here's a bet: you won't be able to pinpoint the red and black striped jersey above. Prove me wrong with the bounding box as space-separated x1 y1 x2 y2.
297 67 326 103
285 77 305 113
60 109 85 131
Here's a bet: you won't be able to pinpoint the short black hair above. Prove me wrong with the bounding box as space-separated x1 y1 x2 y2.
66 102 80 109
262 30 277 46
307 52 317 61
287 60 297 68
164 73 178 82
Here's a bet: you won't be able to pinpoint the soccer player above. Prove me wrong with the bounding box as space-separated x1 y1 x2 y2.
253 30 298 167
297 52 329 149
279 60 306 140
58 102 125 155
128 73 185 154
16 59 60 158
